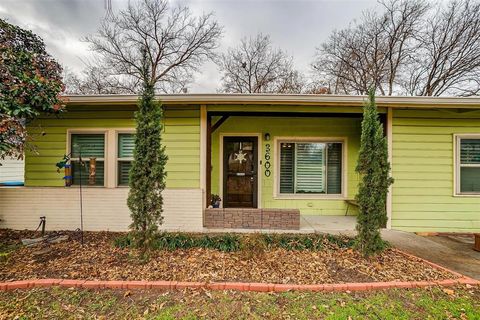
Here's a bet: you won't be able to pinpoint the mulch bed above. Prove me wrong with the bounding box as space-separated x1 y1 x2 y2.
0 229 457 284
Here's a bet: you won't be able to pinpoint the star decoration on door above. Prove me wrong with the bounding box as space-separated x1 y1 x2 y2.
234 150 247 163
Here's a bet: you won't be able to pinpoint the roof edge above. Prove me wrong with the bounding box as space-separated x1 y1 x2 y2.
63 93 480 109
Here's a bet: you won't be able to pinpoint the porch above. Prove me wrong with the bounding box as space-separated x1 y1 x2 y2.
203 214 356 234
202 106 386 230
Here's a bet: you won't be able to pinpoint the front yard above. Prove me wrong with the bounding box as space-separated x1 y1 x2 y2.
0 229 455 284
1 286 479 319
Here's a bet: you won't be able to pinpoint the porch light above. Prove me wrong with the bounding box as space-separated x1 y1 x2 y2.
264 133 271 141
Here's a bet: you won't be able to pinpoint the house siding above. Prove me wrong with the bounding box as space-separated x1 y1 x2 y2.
391 109 480 232
0 188 203 231
211 115 362 215
0 158 24 184
25 105 200 188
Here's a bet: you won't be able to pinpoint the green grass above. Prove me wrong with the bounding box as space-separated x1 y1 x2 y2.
1 286 478 319
113 232 356 252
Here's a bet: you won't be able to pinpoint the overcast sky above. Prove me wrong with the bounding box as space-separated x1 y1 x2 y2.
0 0 380 92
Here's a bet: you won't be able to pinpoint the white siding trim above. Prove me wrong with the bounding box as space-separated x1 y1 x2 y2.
0 158 24 183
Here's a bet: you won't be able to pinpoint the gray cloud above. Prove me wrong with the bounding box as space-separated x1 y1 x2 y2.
1 0 379 92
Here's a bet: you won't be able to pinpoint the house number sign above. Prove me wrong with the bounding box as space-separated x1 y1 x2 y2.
264 143 271 177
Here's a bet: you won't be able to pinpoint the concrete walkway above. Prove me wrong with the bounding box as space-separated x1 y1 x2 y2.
381 230 480 280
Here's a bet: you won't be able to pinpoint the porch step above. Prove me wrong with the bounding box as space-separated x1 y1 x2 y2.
204 208 300 230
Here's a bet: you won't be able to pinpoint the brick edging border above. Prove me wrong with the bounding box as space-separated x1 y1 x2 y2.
1 250 478 292
0 277 478 292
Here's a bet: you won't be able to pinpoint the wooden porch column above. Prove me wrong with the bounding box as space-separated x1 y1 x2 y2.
206 114 212 207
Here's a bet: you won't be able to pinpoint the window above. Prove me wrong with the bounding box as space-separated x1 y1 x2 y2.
279 141 343 195
117 133 135 186
457 137 480 194
70 134 105 186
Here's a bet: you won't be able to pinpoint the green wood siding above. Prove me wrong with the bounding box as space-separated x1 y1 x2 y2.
25 105 200 188
391 109 480 232
211 116 361 215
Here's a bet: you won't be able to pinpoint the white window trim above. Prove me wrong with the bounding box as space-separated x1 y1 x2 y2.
273 136 348 200
115 130 135 187
67 129 108 188
454 133 480 197
67 128 135 188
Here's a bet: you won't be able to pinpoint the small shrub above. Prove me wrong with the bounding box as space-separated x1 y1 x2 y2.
239 233 267 259
113 233 133 248
114 232 355 253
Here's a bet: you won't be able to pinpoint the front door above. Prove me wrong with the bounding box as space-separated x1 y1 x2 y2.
223 137 258 208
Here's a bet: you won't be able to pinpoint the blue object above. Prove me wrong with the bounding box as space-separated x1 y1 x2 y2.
0 181 24 186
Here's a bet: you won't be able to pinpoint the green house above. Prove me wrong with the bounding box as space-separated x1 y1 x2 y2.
0 94 479 233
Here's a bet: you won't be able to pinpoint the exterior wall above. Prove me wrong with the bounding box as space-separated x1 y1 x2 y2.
25 105 200 188
0 188 203 231
391 109 480 232
5 104 203 231
0 158 24 184
211 116 362 215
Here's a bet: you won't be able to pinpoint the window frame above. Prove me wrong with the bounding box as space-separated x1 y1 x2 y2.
454 134 480 196
274 137 347 199
115 130 135 187
67 130 108 188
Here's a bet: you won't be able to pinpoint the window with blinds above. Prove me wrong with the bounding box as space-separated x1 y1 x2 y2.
459 138 480 193
70 134 105 186
279 141 342 195
117 133 135 186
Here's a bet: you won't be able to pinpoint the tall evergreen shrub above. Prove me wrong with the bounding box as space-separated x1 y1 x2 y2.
127 54 168 253
355 89 394 257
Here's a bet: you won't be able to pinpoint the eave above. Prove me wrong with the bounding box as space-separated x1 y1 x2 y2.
63 93 480 109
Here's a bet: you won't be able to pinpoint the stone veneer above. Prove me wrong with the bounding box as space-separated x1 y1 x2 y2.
204 208 300 230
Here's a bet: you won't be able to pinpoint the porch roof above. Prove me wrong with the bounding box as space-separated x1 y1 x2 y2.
64 93 480 109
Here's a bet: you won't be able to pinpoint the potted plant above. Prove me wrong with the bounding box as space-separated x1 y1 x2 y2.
211 194 221 208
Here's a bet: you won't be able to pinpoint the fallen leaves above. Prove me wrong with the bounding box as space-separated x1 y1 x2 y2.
0 230 457 284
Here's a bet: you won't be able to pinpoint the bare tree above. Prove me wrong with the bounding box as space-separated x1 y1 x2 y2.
85 0 222 92
218 34 304 93
63 64 139 95
313 0 427 95
313 0 480 96
405 0 480 96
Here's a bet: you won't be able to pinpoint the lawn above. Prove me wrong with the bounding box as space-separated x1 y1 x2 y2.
0 229 455 284
0 286 479 319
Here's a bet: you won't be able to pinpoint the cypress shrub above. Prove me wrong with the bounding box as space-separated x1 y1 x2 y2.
127 52 168 254
355 89 394 257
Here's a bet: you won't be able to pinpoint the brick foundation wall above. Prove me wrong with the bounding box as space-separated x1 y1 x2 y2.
204 208 300 230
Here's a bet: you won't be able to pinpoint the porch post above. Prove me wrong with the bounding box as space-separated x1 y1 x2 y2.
206 112 212 208
386 107 393 229
200 105 207 209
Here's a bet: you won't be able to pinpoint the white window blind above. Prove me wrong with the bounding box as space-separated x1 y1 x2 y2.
280 141 342 195
70 134 105 186
117 133 135 186
459 138 480 193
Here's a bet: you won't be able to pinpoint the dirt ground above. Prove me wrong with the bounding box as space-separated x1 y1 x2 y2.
0 229 457 284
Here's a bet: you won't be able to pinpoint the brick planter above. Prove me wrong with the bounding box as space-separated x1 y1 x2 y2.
204 208 300 230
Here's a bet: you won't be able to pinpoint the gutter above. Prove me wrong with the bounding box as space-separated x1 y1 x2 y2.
63 93 480 109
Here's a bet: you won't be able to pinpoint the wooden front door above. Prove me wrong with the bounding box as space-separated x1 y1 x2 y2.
223 137 258 208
